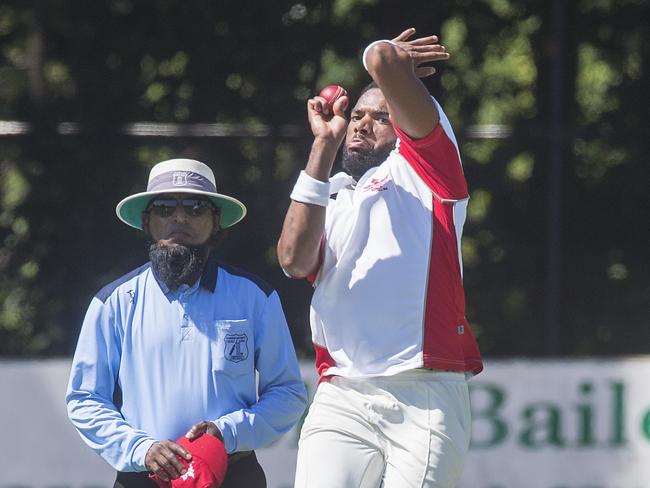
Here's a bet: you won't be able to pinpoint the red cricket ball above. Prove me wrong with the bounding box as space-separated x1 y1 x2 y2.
319 85 348 107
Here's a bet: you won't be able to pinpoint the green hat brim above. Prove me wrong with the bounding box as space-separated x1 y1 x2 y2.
116 189 247 230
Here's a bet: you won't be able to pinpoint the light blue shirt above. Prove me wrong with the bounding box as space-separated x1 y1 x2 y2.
66 259 307 472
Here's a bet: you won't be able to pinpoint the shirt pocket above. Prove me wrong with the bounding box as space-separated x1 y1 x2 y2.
212 319 254 379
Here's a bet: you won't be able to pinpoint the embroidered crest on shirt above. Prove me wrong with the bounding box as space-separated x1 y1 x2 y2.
225 333 249 362
361 175 390 193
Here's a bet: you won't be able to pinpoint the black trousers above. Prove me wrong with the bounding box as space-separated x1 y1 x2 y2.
114 452 266 488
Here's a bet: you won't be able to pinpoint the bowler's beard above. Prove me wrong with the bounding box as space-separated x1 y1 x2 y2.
342 144 394 181
149 242 211 291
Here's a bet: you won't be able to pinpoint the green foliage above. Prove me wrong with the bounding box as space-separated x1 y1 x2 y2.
0 0 648 357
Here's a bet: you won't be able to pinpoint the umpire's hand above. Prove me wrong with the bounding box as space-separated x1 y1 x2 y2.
145 439 192 482
185 420 224 442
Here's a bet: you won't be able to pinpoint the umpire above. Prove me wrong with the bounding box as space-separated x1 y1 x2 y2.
66 158 307 487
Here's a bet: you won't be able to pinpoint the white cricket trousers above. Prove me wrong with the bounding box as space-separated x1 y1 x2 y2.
294 369 471 488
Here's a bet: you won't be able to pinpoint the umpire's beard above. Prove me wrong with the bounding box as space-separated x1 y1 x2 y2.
149 241 211 292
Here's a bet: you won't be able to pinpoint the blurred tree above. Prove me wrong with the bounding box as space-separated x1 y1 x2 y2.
0 0 647 358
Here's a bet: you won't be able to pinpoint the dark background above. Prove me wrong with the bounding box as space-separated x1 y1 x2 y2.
0 0 647 359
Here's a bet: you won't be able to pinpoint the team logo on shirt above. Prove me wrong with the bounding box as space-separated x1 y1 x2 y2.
361 175 390 193
224 333 249 362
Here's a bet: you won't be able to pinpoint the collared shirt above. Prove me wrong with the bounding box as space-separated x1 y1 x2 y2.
66 259 307 472
307 98 483 379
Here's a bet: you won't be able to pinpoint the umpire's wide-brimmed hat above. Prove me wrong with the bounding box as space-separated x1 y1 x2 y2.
116 158 247 230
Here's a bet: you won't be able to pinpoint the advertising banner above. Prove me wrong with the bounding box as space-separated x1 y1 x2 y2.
1 358 649 488
461 358 650 488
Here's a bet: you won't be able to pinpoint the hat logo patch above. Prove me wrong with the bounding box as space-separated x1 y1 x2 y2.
172 171 189 186
224 333 249 363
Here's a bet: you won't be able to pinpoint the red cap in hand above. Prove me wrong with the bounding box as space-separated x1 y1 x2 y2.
149 434 228 488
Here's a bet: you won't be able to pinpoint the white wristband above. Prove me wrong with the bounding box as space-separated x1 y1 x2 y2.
362 39 398 71
290 170 330 207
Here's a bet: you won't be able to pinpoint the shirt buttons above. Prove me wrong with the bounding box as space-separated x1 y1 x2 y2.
181 312 192 341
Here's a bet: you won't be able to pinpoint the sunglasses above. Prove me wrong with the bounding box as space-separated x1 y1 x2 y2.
146 198 216 218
